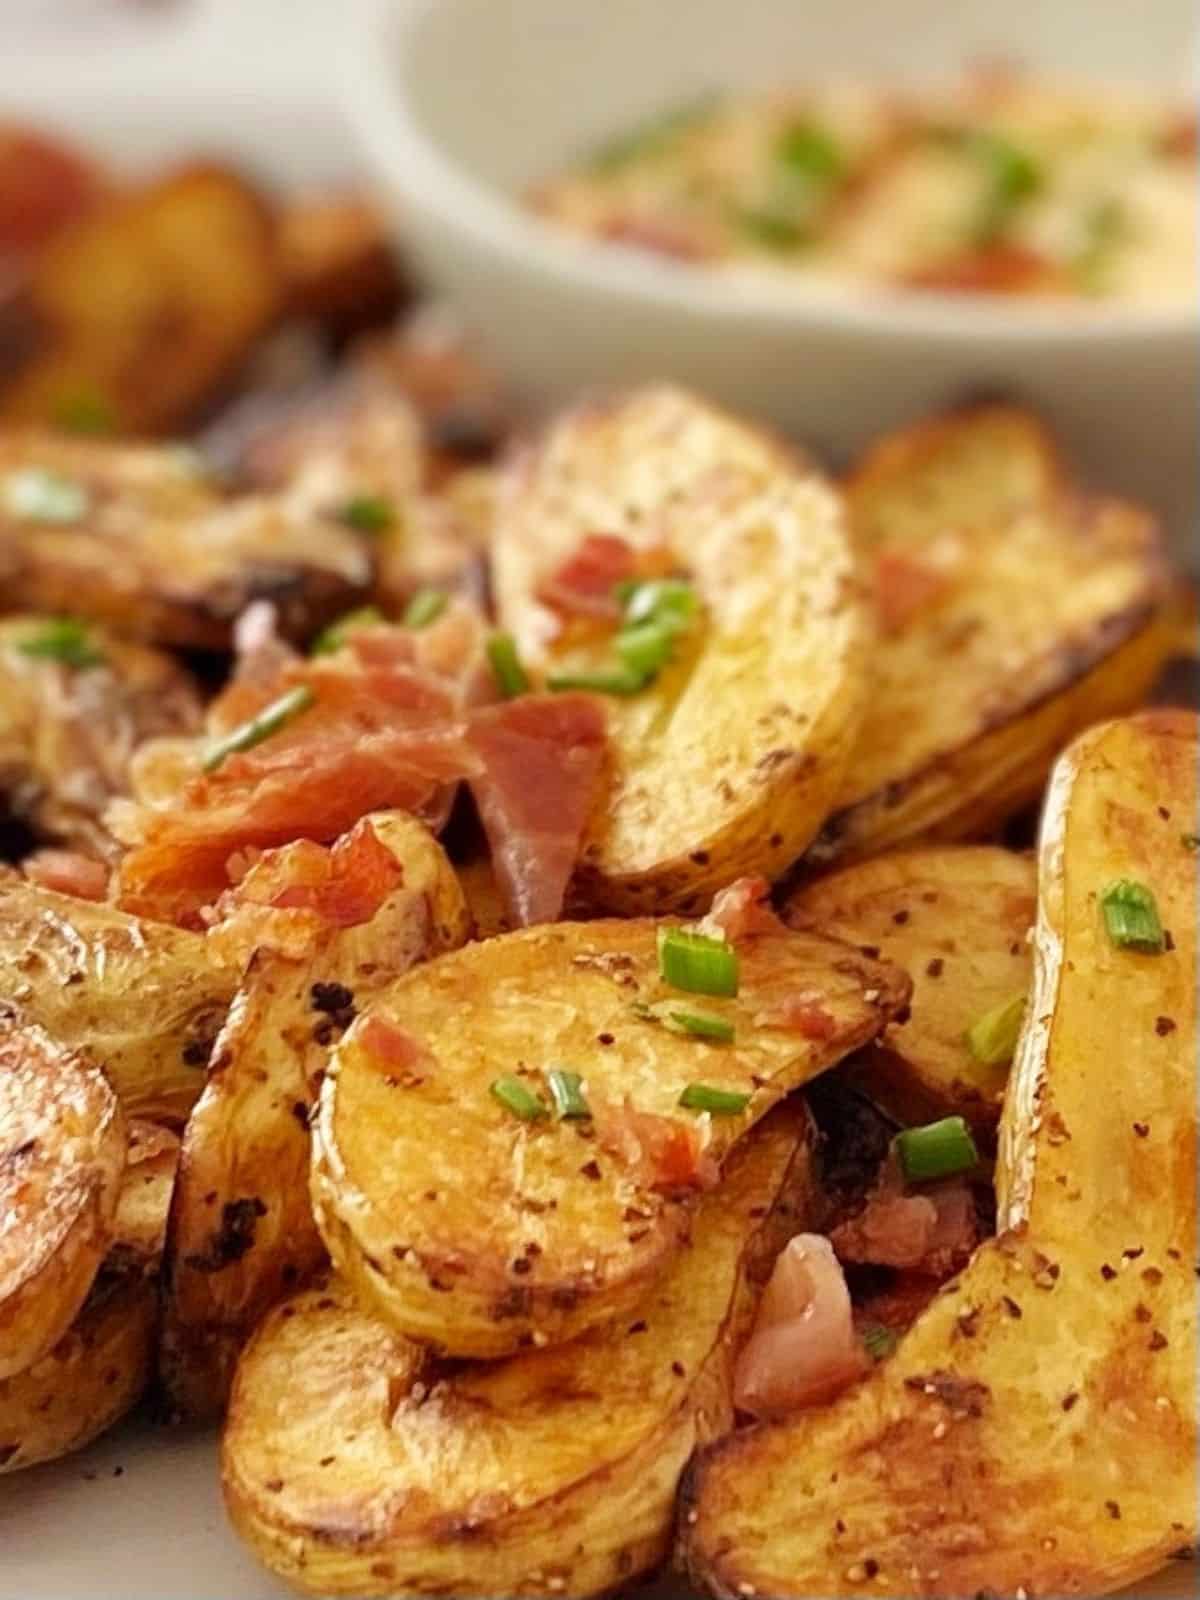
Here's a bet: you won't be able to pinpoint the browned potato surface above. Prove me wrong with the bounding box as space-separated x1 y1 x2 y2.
278 191 404 333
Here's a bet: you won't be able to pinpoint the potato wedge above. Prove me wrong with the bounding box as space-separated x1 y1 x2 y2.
0 164 280 435
682 710 1198 1598
785 847 1036 1135
110 1120 180 1275
224 1102 814 1597
0 615 201 857
0 431 372 650
0 876 235 1122
491 385 869 912
311 914 907 1358
0 1017 124 1379
160 813 470 1422
809 407 1173 866
278 191 404 335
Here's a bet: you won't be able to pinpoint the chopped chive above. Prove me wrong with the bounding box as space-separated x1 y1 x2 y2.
1101 879 1165 954
775 121 843 184
862 1322 898 1361
201 684 315 774
964 991 1026 1068
660 1007 735 1043
679 1082 751 1115
616 619 677 678
489 1075 548 1121
487 632 530 698
658 926 739 997
402 588 448 629
731 203 807 252
546 1068 591 1120
894 1116 979 1184
2 466 89 524
1181 832 1199 852
53 389 115 436
338 493 395 535
310 606 384 656
620 578 697 631
968 132 1043 244
547 664 648 696
16 617 105 670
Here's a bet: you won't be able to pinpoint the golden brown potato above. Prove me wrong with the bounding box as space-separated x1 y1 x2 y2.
808 407 1173 866
224 1103 814 1598
0 164 281 435
0 431 372 649
311 914 907 1358
785 847 1037 1135
682 710 1198 1598
0 876 235 1122
160 813 471 1422
110 1120 180 1274
278 191 404 334
0 1017 124 1379
0 614 201 858
456 850 517 940
491 385 869 913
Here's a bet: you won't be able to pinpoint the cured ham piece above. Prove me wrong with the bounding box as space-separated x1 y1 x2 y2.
832 1157 978 1276
699 875 781 941
594 1100 719 1194
22 848 109 902
535 534 638 622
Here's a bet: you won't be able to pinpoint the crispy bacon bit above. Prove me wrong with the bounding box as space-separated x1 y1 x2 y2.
903 243 1057 296
358 1014 433 1079
536 534 638 622
22 849 109 902
832 1156 978 1276
874 549 953 635
467 693 607 927
734 1234 870 1418
755 992 839 1040
699 876 781 941
595 1101 719 1194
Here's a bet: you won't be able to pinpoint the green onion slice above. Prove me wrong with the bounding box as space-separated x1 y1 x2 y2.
964 991 1026 1068
620 578 697 631
490 1075 548 1121
547 664 648 696
338 493 395 534
16 617 105 670
658 926 739 997
616 619 677 678
678 1082 751 1115
1101 879 1165 954
775 121 843 183
311 606 384 656
487 632 530 699
861 1322 898 1361
642 1001 734 1043
2 466 90 524
546 1069 591 1120
893 1115 979 1184
201 684 315 774
402 588 448 629
968 131 1043 244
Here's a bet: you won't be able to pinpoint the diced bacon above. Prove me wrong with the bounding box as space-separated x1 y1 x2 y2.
22 849 109 902
755 992 840 1040
832 1156 978 1276
466 693 607 927
357 1014 434 1083
874 549 953 635
699 876 781 941
903 243 1056 296
594 1101 719 1194
733 1234 870 1418
536 534 638 622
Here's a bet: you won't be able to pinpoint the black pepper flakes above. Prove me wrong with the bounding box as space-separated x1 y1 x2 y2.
925 957 945 978
1062 1391 1080 1412
1100 1264 1117 1281
1149 1330 1168 1351
1155 1016 1177 1036
891 909 910 925
1133 1122 1150 1138
1001 1295 1023 1319
1106 1500 1122 1520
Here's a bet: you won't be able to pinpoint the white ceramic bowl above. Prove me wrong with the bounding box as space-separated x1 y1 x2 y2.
343 0 1199 560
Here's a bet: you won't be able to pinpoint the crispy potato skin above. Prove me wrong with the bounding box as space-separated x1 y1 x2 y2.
312 916 908 1358
491 386 869 913
785 846 1036 1135
224 1105 816 1598
0 164 281 435
161 814 471 1422
681 711 1198 1598
810 407 1174 866
0 1019 125 1380
0 877 235 1123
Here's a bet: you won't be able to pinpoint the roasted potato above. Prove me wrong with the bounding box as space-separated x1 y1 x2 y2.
0 876 235 1122
278 191 405 334
110 1120 181 1275
224 1102 814 1598
0 431 371 649
161 812 471 1422
0 614 202 858
0 1017 125 1379
456 850 517 940
681 710 1198 1598
0 125 106 264
0 164 281 435
808 407 1173 866
311 914 907 1358
785 847 1037 1135
491 385 869 913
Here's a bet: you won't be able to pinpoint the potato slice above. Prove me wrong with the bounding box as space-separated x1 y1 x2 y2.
0 1018 125 1379
111 1120 180 1274
0 876 236 1122
224 1102 814 1597
491 386 868 912
0 164 280 435
681 710 1198 1598
311 915 907 1358
161 813 470 1422
810 407 1173 866
0 431 372 650
0 615 201 857
785 847 1036 1134
277 191 404 335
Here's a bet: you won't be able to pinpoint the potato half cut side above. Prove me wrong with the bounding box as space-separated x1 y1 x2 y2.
491 385 869 913
161 813 470 1422
0 1018 125 1380
225 1102 814 1598
809 407 1173 866
0 876 236 1123
312 915 907 1358
681 710 1198 1598
785 846 1036 1134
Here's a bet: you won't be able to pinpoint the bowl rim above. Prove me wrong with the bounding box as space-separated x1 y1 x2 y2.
343 0 1198 346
